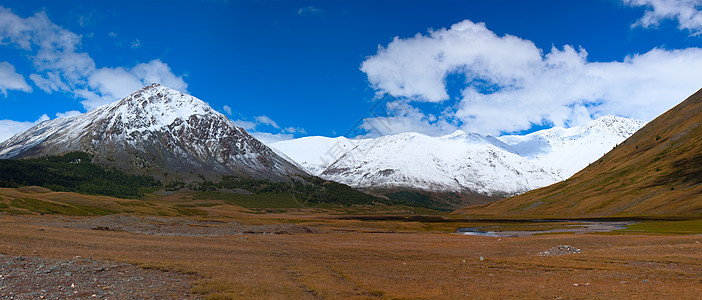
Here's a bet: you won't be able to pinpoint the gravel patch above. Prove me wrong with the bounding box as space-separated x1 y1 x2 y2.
0 254 197 299
538 245 581 256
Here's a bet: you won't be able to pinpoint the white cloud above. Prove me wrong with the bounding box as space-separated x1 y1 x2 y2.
0 114 50 143
37 114 50 122
0 61 31 95
234 119 257 131
0 6 187 110
30 72 69 92
360 101 458 137
361 19 702 135
624 0 702 33
0 111 85 142
222 105 232 115
298 6 323 16
283 126 307 134
55 110 82 119
131 39 141 48
232 115 304 142
361 21 541 103
131 60 187 92
88 66 144 102
84 59 187 109
255 115 280 128
250 132 295 145
0 119 34 142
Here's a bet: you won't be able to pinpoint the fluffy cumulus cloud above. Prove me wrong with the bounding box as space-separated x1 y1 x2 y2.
0 6 187 109
82 59 187 109
0 61 31 95
361 20 702 135
624 0 702 33
360 101 458 137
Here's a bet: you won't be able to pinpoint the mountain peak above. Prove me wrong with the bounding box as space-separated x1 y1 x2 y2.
585 115 645 138
101 84 216 136
0 85 307 182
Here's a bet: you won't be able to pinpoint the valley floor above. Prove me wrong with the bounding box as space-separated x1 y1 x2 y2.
1 213 702 299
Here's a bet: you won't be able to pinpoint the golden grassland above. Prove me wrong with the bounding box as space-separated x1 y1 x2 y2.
2 188 702 299
455 88 702 218
3 214 702 299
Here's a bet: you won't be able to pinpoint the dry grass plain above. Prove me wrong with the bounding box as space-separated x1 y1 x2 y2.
2 187 702 299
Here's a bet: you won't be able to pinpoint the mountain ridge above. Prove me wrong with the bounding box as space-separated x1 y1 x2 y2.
454 88 702 217
272 115 644 196
0 84 308 182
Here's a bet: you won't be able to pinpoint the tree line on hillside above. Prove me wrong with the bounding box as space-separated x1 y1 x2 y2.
168 175 445 209
0 152 160 198
0 152 445 209
168 175 386 206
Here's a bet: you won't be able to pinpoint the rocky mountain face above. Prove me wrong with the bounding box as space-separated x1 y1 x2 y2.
455 88 702 217
272 115 645 196
0 84 308 182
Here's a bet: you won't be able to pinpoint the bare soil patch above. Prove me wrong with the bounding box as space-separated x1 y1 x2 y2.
0 254 197 299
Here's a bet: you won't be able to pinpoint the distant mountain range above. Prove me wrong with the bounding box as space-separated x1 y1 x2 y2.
0 84 307 182
0 83 648 207
272 116 644 196
455 88 702 217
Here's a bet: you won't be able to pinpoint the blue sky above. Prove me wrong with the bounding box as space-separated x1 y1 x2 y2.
1 0 702 143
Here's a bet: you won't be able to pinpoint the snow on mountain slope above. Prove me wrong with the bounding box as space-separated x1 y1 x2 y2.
321 132 560 195
0 84 307 181
271 136 362 176
272 115 644 195
498 115 645 179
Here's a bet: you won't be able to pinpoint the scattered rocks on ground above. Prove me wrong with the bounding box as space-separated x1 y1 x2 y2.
538 245 581 256
0 255 197 299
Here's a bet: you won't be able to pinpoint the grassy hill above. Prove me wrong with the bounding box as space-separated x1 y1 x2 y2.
454 88 702 218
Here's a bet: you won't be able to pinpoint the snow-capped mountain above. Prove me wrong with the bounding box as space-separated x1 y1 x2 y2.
271 115 645 195
0 84 307 181
321 131 559 195
271 136 360 176
498 115 645 179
